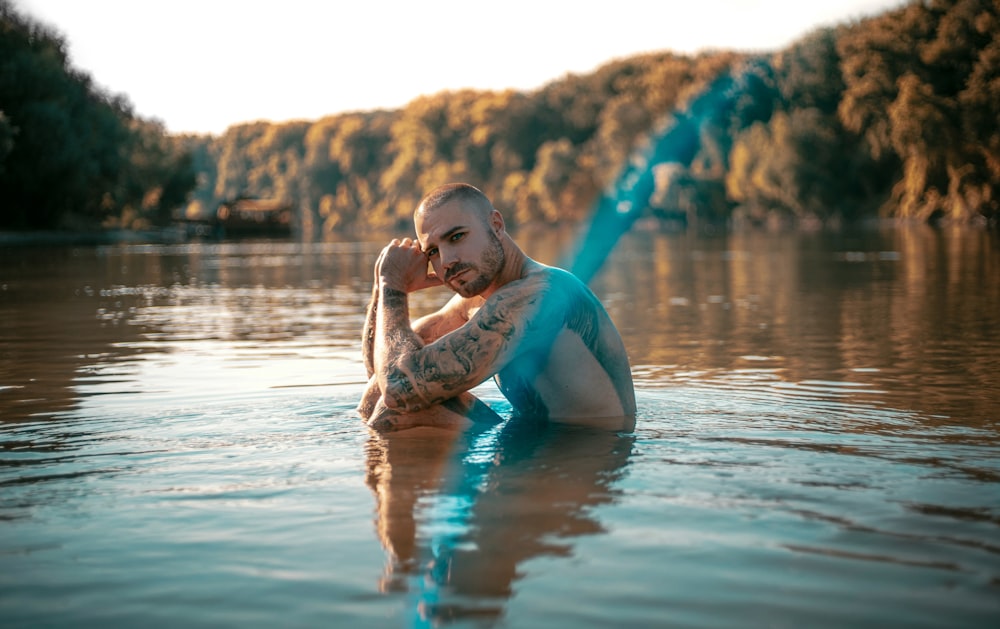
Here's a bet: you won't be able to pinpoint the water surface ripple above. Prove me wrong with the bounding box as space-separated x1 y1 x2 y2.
1 227 998 627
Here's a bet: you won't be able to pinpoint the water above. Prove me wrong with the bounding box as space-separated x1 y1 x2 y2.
1 225 998 627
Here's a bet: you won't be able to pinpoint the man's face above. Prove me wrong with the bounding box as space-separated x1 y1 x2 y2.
415 201 504 298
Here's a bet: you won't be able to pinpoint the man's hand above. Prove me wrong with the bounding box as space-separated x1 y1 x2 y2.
376 238 442 293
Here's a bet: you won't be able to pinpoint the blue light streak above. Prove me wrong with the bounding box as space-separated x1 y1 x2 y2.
563 63 772 283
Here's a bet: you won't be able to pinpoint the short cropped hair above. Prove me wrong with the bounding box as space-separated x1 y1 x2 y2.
417 183 494 220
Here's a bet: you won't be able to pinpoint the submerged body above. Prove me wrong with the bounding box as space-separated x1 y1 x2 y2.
358 183 635 431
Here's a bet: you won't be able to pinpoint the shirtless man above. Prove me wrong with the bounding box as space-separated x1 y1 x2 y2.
358 183 636 431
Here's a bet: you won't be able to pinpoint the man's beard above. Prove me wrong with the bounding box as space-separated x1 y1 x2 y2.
447 231 504 297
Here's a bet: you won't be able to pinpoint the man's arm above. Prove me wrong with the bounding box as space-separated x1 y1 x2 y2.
361 291 472 419
361 280 378 378
357 256 387 420
357 276 383 419
362 237 448 420
373 285 425 407
411 293 474 343
370 237 559 414
376 276 556 413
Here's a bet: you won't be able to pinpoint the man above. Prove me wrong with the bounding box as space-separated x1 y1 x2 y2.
358 183 636 431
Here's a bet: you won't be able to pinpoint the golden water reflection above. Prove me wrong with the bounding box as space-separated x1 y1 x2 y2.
585 225 1000 426
1 225 997 429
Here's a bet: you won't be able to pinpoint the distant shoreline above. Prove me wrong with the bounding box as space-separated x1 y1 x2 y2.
2 218 994 250
0 228 190 246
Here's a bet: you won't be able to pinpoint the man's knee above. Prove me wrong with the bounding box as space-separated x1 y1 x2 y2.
363 393 502 432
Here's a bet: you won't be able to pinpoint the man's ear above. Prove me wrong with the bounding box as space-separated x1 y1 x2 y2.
490 209 505 234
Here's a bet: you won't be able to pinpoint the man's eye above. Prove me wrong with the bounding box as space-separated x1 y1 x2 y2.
426 248 438 258
450 233 464 242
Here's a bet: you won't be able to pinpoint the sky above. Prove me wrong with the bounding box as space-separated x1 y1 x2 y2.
16 0 906 135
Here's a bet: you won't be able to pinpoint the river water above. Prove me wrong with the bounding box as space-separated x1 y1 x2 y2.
1 224 998 627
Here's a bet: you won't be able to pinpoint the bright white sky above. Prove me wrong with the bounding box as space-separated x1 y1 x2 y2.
16 0 904 135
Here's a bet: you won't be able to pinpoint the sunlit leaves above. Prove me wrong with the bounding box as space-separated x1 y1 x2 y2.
18 0 989 234
832 0 999 221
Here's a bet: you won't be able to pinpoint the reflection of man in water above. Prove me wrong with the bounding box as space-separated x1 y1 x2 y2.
365 421 635 621
357 183 636 431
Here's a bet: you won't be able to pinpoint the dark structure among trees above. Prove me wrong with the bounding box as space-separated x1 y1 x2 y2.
215 198 293 237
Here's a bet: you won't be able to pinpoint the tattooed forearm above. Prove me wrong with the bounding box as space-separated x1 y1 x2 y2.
382 365 437 412
357 375 381 419
383 366 416 408
380 286 408 309
374 285 427 410
375 287 422 362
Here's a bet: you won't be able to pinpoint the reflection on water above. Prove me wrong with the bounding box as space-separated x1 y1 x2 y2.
365 421 633 624
593 225 1000 424
1 224 999 627
0 242 384 421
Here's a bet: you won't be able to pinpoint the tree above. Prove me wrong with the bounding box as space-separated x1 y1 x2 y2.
727 109 869 223
958 35 1000 221
837 1 933 161
0 1 196 229
85 0 996 234
774 27 844 115
887 73 957 219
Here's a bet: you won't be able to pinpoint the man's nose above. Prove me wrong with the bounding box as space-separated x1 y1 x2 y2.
441 249 459 269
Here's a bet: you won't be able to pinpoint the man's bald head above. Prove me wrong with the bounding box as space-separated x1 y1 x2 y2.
415 183 495 227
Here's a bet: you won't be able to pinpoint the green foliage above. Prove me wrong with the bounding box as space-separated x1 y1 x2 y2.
0 0 196 230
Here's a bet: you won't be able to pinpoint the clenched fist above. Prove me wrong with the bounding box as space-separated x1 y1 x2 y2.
375 238 443 293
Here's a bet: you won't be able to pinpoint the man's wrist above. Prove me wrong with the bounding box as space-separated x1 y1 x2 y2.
378 276 407 294
379 284 408 306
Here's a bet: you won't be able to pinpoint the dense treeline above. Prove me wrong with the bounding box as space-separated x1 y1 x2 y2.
3 0 997 235
183 52 746 236
0 0 195 230
181 0 996 235
748 0 999 225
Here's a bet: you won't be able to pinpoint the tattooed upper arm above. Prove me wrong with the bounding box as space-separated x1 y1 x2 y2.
386 276 562 411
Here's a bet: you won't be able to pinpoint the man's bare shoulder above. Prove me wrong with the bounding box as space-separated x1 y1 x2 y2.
495 263 588 307
470 263 584 338
490 261 577 296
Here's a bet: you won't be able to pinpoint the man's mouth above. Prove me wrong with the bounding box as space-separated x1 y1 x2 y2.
446 267 471 283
